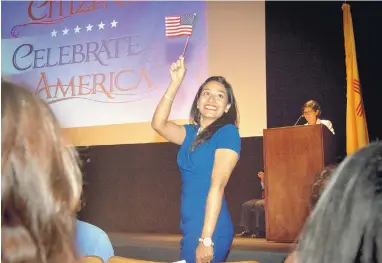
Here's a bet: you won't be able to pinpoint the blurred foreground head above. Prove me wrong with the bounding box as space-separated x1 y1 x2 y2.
297 142 382 263
1 80 82 263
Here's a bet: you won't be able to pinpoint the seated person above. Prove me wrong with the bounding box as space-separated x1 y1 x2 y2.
302 100 335 135
76 219 115 262
236 170 265 238
309 165 337 210
74 151 114 262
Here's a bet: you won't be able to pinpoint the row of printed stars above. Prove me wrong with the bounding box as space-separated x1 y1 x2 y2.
51 20 118 37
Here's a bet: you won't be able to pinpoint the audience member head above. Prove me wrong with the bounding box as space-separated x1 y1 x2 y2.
1 80 82 263
302 100 321 125
310 165 336 209
296 142 382 263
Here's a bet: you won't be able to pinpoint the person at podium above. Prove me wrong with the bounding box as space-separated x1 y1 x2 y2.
302 100 335 135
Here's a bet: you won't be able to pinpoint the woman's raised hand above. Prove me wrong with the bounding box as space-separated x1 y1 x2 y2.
169 56 186 85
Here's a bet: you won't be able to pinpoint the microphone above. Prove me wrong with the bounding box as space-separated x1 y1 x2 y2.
294 115 303 126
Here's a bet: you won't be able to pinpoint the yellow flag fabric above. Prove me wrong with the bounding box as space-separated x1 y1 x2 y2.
342 3 369 155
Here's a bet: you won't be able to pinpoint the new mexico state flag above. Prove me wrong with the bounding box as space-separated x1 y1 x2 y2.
342 3 369 155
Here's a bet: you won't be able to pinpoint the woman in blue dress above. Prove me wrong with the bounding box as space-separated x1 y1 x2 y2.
152 56 241 263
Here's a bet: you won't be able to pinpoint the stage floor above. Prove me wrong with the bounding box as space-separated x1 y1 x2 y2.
109 233 294 263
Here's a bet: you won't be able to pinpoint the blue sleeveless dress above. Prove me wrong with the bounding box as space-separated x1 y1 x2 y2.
177 124 241 263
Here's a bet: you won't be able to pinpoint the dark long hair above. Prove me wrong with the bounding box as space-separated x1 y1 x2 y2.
1 80 82 263
296 142 382 263
189 76 239 151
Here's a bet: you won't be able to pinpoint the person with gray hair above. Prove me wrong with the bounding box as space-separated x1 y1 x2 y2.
295 142 382 263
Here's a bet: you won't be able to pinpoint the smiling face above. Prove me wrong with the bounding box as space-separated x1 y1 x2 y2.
189 76 238 130
196 81 231 125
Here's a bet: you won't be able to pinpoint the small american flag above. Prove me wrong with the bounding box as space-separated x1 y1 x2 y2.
165 14 195 37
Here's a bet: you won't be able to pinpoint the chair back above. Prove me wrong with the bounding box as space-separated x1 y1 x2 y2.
107 256 259 263
107 256 165 263
82 255 104 263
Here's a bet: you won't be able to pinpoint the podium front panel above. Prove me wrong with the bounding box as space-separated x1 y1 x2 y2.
263 125 325 243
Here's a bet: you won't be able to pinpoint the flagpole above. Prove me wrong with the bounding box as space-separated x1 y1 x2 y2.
182 13 196 57
182 36 190 57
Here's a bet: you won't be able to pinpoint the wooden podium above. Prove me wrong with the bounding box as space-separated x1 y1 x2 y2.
263 124 335 243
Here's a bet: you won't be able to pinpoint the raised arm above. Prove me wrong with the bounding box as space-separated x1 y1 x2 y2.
151 56 187 145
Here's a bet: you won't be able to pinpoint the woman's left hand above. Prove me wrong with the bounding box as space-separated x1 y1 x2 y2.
195 242 214 263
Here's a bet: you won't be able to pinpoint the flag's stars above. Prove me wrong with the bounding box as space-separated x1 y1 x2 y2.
74 25 81 33
98 21 105 30
110 20 118 28
51 29 57 37
62 27 69 35
86 24 93 32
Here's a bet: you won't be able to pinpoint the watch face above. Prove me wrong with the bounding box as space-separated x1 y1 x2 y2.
203 238 212 246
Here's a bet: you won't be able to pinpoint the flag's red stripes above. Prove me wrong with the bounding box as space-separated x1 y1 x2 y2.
165 16 180 20
165 14 194 38
352 78 364 116
165 16 181 26
353 78 361 94
166 22 180 26
166 32 192 37
356 102 364 116
166 25 192 31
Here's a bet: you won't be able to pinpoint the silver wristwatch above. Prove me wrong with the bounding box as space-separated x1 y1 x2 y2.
199 237 214 247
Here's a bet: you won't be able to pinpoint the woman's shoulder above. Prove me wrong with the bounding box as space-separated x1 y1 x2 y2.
76 220 108 237
184 124 198 132
215 124 240 138
217 123 238 131
183 124 199 141
213 124 241 153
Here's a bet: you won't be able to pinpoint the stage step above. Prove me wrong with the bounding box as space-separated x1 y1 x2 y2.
109 233 293 263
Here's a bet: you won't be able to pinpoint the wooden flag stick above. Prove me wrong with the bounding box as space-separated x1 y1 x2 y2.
182 13 196 57
182 35 190 57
